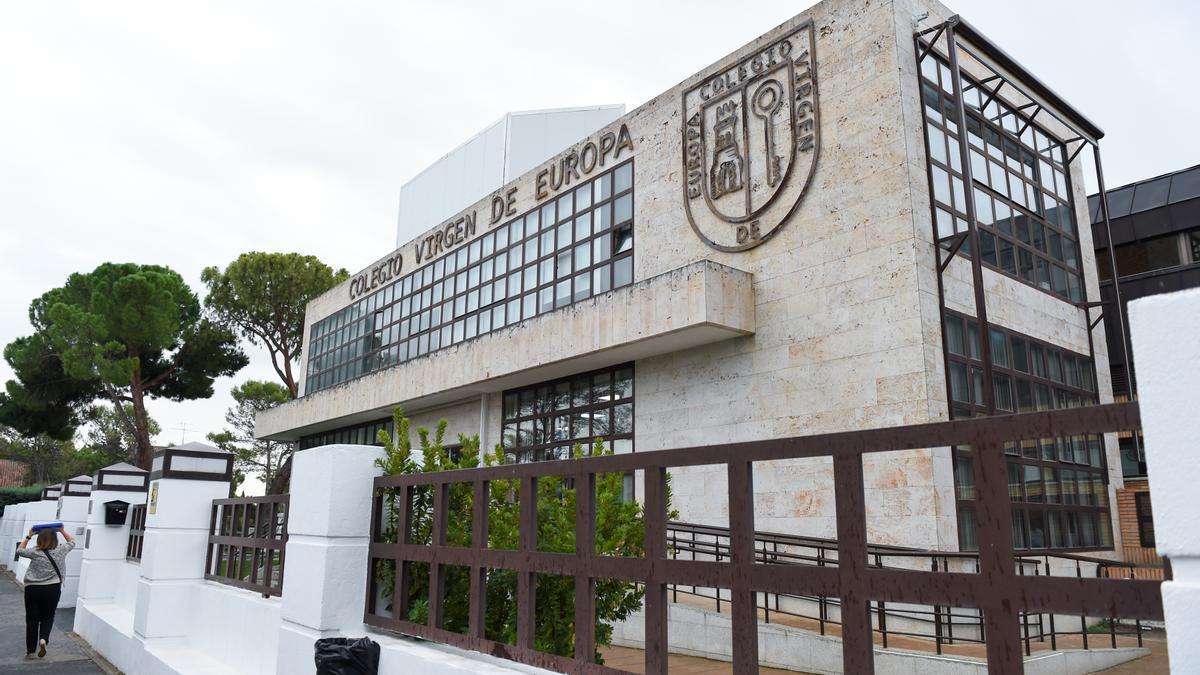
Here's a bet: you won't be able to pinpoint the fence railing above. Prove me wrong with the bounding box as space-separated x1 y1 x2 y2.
363 402 1163 674
203 495 289 598
664 520 1158 656
126 504 147 562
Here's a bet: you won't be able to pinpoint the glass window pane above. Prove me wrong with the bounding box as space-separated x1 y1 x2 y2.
575 212 592 240
989 329 1008 368
945 317 965 355
614 257 633 288
614 162 633 193
573 271 590 302
614 194 632 223
613 402 633 433
593 265 611 294
594 233 611 263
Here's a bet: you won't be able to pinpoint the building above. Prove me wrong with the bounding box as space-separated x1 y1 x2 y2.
257 0 1127 555
0 460 27 487
1089 163 1200 567
396 106 625 248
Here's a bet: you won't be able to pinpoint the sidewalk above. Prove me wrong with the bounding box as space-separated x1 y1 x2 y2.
0 572 104 674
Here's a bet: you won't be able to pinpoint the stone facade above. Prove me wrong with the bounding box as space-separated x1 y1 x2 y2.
256 0 1117 553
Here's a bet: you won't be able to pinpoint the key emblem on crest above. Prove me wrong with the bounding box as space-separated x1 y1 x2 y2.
682 21 820 251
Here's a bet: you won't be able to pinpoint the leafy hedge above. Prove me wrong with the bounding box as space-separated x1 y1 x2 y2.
0 485 44 509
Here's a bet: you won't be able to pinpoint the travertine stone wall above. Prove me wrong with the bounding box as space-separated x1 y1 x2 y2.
260 0 1112 552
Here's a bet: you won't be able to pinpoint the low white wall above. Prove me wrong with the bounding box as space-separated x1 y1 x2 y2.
0 503 26 568
74 442 547 675
373 631 554 674
13 501 59 582
185 582 282 673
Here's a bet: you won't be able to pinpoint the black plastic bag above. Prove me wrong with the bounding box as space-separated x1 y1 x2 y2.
314 636 381 675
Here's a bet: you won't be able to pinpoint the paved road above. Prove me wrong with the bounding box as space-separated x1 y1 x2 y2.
0 571 103 674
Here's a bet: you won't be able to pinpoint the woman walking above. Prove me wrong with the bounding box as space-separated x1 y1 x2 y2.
15 525 75 659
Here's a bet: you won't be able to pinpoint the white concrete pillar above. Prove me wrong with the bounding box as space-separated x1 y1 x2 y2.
1 502 25 569
15 491 62 581
133 443 233 643
275 444 384 675
78 463 150 606
1128 287 1200 671
56 475 95 608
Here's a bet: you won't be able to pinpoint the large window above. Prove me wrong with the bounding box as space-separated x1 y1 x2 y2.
500 364 633 464
299 418 391 450
304 160 635 394
919 56 1085 303
944 311 1113 551
298 417 461 461
1096 228 1200 280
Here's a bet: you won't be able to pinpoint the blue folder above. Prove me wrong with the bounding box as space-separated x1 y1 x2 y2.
30 522 63 532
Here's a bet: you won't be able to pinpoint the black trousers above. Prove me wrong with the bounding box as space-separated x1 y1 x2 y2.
24 583 60 654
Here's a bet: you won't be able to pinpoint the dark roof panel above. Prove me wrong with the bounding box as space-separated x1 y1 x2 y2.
1168 167 1200 204
1088 195 1103 224
1130 176 1173 214
1106 187 1135 219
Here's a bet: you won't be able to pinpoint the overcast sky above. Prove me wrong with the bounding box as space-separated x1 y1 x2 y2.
1 1 1196 492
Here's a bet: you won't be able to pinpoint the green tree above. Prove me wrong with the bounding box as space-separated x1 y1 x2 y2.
59 445 112 478
372 407 661 663
1 263 248 468
0 428 76 485
0 333 100 441
82 403 160 468
201 252 348 399
206 380 292 493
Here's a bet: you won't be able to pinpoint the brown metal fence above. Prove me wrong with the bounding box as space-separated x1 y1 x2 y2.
204 495 289 598
363 402 1163 674
126 504 147 562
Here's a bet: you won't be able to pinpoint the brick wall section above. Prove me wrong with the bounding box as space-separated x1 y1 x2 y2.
1116 478 1162 567
1117 479 1148 547
0 460 27 487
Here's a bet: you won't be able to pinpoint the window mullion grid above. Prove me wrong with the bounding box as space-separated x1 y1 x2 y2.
921 64 1083 304
305 161 634 393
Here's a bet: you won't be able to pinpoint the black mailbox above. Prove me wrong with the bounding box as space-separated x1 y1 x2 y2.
103 500 130 525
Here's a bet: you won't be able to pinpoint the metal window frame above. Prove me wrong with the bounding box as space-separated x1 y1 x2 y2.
306 160 637 394
915 17 1137 557
499 362 635 462
1134 491 1155 548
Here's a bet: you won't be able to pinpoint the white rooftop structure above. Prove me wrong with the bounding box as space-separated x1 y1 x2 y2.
396 104 625 246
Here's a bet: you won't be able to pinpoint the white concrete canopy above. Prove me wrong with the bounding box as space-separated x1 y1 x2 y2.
256 260 754 441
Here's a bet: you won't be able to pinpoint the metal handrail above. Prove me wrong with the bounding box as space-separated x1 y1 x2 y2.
664 520 1154 654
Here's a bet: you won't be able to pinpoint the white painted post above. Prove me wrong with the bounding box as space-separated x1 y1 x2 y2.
133 443 232 644
275 444 384 675
15 489 62 581
1128 287 1200 670
1 502 25 569
57 475 95 607
78 463 149 606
